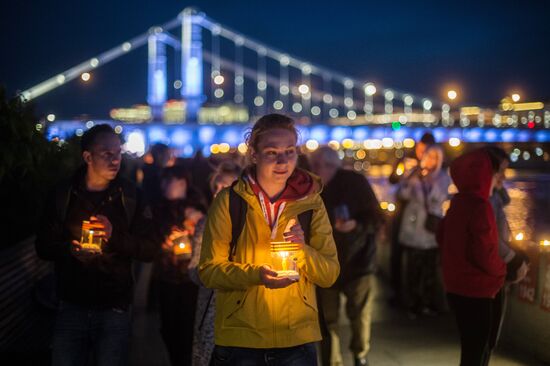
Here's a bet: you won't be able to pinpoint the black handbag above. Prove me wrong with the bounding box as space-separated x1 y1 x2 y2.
424 213 442 233
421 179 442 233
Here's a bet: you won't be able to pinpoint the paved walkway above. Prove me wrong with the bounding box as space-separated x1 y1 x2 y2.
129 271 545 366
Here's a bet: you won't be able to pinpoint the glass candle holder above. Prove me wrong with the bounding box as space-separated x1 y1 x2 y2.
270 241 300 280
80 220 103 253
172 233 192 259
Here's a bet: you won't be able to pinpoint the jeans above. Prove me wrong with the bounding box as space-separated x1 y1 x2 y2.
52 301 130 366
210 343 317 366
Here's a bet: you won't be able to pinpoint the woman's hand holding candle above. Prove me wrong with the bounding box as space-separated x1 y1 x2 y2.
282 218 304 249
259 264 297 288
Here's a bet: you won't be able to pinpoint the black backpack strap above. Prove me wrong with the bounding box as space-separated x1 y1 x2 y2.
297 209 313 244
228 182 247 261
55 180 73 225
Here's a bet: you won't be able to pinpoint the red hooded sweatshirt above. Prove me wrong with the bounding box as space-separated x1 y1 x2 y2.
437 149 506 298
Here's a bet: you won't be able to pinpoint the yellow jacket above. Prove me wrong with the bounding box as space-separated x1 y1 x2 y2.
198 174 340 348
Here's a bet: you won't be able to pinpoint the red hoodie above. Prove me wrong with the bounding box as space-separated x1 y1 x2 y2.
437 149 506 298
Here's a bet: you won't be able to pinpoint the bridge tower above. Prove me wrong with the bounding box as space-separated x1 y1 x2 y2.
180 7 205 122
147 29 167 121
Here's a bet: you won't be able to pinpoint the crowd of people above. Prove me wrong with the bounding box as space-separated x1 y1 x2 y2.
35 113 530 366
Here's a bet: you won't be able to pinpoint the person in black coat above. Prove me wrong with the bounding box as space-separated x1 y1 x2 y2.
151 166 207 366
310 146 382 366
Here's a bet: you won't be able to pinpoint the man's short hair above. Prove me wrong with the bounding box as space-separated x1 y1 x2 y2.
150 143 170 162
485 146 510 173
420 132 436 145
81 124 117 153
160 165 189 183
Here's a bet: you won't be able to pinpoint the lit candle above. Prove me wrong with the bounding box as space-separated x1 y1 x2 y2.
515 232 524 241
270 241 300 280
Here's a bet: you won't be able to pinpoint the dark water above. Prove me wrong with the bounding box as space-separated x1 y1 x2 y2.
504 171 550 244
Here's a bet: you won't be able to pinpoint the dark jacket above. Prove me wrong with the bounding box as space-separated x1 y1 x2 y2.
321 169 382 283
35 167 160 309
437 150 506 298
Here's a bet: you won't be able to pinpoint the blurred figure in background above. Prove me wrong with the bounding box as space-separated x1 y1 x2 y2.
310 146 382 366
484 146 529 356
397 145 450 318
152 166 207 366
142 143 174 204
438 148 506 366
388 132 435 306
188 161 242 366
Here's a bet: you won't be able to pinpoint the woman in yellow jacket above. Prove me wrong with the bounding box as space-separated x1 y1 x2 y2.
199 114 340 365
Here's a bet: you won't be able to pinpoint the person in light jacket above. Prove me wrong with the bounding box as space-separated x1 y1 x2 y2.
397 144 450 318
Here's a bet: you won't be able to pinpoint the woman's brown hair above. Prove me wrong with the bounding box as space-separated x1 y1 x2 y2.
244 114 298 155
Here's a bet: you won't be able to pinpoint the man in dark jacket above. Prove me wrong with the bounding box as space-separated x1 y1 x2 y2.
310 146 382 366
35 124 159 366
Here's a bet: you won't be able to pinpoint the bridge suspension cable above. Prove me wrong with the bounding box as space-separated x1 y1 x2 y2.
20 6 444 123
19 18 181 102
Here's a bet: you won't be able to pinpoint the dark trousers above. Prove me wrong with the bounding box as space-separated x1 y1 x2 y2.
447 293 498 366
318 275 374 365
52 302 130 366
390 210 404 298
158 280 199 366
210 343 317 366
488 288 506 351
405 247 439 312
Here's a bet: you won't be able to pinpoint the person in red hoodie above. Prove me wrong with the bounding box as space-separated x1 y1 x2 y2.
437 148 506 366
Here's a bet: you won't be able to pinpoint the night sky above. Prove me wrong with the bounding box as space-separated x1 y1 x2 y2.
1 0 548 119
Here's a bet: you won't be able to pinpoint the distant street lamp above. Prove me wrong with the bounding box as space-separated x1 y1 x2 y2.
447 90 457 101
511 93 521 102
81 72 91 82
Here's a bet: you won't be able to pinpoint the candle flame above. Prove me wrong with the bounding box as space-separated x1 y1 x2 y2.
278 251 289 258
515 232 524 241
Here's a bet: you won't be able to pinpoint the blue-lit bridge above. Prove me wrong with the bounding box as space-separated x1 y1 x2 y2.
21 7 550 159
